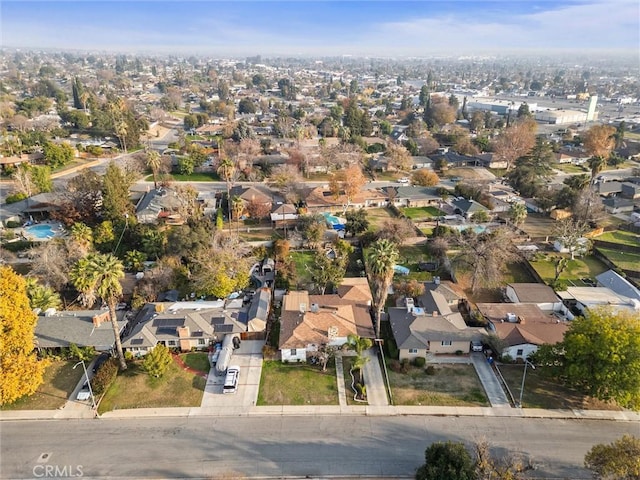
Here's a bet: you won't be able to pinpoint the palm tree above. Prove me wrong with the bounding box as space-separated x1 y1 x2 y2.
70 253 127 370
347 334 373 356
69 222 94 256
25 277 62 311
366 238 399 339
230 195 244 234
217 157 236 230
588 156 607 181
146 149 161 190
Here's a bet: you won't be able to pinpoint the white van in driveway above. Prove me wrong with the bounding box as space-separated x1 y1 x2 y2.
223 366 240 394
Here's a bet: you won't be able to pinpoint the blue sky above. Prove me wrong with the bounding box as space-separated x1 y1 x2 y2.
2 1 638 56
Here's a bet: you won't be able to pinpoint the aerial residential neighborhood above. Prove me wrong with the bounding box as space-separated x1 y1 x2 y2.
1 1 640 479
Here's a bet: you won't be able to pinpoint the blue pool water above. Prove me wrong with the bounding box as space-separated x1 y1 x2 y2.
25 224 58 239
451 225 488 234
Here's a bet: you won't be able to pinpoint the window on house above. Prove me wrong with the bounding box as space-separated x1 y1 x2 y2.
291 348 297 356
517 349 524 356
441 341 452 346
168 340 176 346
198 339 205 345
408 348 418 354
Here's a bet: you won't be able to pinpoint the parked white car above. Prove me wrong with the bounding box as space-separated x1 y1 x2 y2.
76 381 91 401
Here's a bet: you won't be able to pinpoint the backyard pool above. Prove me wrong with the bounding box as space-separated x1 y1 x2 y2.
24 223 63 240
451 224 488 234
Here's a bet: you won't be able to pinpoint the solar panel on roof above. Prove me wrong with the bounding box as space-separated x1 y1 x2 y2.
153 318 184 328
131 338 144 345
211 316 226 325
215 324 234 333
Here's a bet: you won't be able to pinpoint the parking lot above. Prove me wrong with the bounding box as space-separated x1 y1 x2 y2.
200 340 264 408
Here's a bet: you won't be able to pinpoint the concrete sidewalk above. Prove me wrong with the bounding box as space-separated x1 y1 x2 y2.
4 405 638 422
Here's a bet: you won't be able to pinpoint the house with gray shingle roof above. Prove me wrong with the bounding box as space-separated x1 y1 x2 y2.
388 186 441 208
450 198 490 219
595 270 640 302
34 309 128 352
389 291 484 361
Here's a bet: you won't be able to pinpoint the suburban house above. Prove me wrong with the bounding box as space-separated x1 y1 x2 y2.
450 198 490 219
278 278 375 362
135 188 188 225
476 152 507 169
558 286 640 314
429 151 479 168
411 156 434 170
388 186 441 208
0 152 45 172
595 270 640 302
229 185 273 215
34 309 128 353
302 186 387 212
270 203 298 228
1 192 65 226
388 291 484 361
476 303 568 360
621 182 640 199
596 181 623 197
602 197 635 214
504 283 563 312
122 299 249 356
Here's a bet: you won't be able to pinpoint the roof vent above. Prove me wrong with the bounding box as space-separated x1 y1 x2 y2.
311 303 319 313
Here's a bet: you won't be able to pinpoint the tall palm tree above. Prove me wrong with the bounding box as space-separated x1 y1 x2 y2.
588 156 607 181
230 195 244 234
366 239 399 339
25 277 62 311
69 222 94 256
145 149 161 190
347 334 373 355
217 157 236 230
70 253 127 370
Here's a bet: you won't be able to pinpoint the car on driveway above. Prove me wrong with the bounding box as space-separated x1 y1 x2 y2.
92 353 110 373
77 381 91 401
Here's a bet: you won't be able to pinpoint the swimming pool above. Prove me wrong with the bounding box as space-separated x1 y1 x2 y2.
451 224 488 234
24 224 61 239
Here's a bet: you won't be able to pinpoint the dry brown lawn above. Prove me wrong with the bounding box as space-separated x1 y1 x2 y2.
388 363 489 406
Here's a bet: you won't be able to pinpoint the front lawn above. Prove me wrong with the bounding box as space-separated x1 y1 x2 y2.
498 364 621 410
97 360 205 414
1 360 84 410
388 363 489 406
400 206 445 220
169 172 221 182
180 353 210 373
554 163 588 174
257 360 339 405
529 253 609 283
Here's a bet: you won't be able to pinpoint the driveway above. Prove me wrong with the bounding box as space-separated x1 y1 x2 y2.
200 340 264 408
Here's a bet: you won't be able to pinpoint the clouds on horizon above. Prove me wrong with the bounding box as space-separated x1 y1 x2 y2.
2 0 638 56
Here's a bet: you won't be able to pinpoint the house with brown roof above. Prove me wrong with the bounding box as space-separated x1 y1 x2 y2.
476 303 568 360
302 186 387 213
504 283 562 312
278 278 374 362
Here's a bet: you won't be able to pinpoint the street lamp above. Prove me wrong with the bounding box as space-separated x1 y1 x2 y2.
517 359 536 408
73 360 97 410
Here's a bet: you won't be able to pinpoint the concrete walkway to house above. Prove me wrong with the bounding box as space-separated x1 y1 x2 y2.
361 349 389 407
470 352 511 408
334 356 348 407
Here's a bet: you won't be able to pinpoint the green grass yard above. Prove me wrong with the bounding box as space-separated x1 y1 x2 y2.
596 230 640 247
289 250 316 287
257 360 339 405
400 206 445 220
97 360 205 414
596 248 640 271
1 360 84 410
180 353 210 373
529 254 609 283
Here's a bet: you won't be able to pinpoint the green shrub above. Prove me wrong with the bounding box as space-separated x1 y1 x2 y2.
5 220 22 228
425 365 437 375
5 193 27 204
455 350 463 356
124 351 134 361
142 344 172 378
413 357 426 367
2 240 33 252
91 358 118 394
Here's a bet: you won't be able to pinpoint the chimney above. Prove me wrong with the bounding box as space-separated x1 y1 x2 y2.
311 303 319 313
92 311 109 327
177 326 190 338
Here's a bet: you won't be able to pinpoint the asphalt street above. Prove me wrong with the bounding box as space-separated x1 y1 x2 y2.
1 416 636 479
